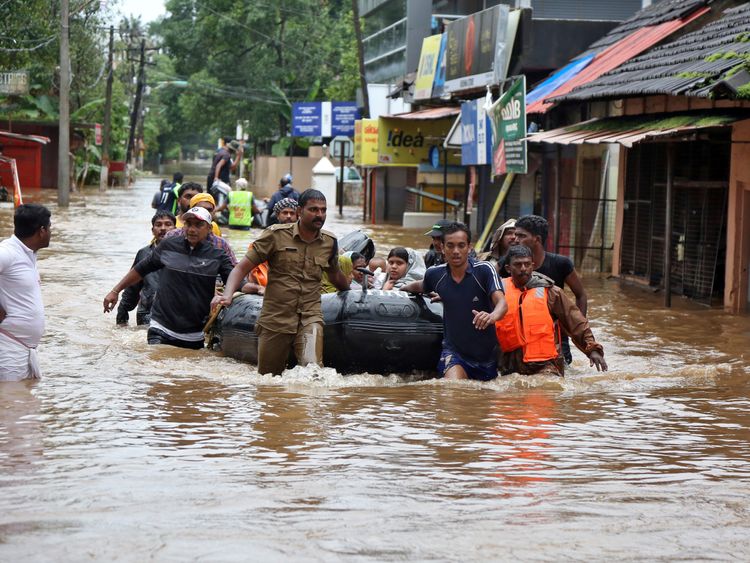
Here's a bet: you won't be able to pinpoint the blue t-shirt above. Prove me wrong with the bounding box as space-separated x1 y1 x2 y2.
423 260 503 363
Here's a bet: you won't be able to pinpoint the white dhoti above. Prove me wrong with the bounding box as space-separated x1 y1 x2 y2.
0 329 41 382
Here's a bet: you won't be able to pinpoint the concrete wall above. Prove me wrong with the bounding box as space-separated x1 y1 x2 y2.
251 146 325 199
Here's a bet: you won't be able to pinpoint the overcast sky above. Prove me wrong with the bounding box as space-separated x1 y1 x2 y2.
115 0 167 23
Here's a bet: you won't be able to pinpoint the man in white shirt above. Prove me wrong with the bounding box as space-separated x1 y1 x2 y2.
0 204 51 381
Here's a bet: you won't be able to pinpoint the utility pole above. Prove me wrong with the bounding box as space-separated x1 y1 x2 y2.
352 0 370 118
57 0 70 206
100 25 114 191
125 39 145 176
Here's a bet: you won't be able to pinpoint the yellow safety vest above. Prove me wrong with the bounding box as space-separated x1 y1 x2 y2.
228 190 253 227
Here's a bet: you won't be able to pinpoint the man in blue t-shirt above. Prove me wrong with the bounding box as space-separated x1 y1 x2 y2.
401 222 507 381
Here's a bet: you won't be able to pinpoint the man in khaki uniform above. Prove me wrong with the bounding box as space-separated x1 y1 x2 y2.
213 189 349 375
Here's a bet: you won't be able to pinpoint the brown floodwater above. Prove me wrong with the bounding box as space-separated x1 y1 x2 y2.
1 177 749 560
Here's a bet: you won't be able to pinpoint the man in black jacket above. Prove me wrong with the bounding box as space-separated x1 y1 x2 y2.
116 210 176 326
103 207 234 349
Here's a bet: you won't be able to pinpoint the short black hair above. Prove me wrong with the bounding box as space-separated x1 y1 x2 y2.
178 182 203 197
351 252 364 263
515 215 549 246
172 172 183 183
443 222 471 243
151 210 176 227
222 136 232 144
299 189 326 208
14 204 51 239
506 244 532 264
280 176 291 187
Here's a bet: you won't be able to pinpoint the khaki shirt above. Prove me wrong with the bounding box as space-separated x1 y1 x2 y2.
246 222 339 333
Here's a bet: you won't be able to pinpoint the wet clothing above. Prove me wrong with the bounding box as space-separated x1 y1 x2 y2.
134 233 234 346
424 245 445 269
0 235 45 381
268 185 300 213
147 326 204 349
228 190 254 229
256 321 323 376
164 228 237 266
116 243 160 325
497 273 602 376
321 252 354 294
156 182 181 214
423 260 503 377
438 344 498 381
246 222 339 374
246 222 339 334
207 147 232 190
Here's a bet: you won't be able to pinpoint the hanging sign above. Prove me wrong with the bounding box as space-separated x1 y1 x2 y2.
489 76 527 176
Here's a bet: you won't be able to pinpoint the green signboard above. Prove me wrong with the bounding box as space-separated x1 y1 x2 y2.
489 76 526 176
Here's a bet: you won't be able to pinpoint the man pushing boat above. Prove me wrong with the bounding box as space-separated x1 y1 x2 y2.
212 189 349 375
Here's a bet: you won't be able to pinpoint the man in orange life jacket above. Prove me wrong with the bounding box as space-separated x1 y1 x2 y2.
496 245 607 376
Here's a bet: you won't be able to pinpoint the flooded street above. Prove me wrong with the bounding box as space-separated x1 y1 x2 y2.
2 177 750 561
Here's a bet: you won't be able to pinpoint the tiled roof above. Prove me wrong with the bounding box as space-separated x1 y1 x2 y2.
557 2 750 102
579 0 710 57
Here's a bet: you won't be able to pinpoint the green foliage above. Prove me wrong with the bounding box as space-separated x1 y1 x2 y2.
150 0 362 158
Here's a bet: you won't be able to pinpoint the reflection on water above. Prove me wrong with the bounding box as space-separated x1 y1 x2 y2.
0 178 749 560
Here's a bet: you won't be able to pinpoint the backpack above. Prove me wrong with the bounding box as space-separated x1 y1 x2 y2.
156 181 178 213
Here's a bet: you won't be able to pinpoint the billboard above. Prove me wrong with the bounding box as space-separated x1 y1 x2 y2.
377 117 459 166
291 101 360 137
460 99 492 166
354 119 379 166
414 34 443 101
444 5 510 94
489 76 527 176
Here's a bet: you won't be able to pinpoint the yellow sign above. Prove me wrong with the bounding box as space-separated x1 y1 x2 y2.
354 119 379 166
377 117 458 166
414 34 442 100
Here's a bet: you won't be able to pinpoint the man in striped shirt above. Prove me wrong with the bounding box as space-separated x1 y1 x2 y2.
401 222 507 381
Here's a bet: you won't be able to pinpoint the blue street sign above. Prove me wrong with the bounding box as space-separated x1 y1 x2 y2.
292 101 360 137
292 102 322 137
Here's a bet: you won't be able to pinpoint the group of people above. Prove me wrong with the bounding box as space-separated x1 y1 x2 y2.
102 157 607 380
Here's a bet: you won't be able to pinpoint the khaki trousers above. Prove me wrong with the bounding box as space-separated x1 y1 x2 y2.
257 322 324 375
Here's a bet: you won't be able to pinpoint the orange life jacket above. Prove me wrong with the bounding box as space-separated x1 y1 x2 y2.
496 278 559 363
246 242 269 287
251 262 269 287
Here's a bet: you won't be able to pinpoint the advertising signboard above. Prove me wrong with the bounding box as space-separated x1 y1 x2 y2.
444 5 509 94
377 117 459 166
414 34 443 100
460 99 492 166
354 119 379 166
95 123 102 146
489 76 527 176
291 101 360 137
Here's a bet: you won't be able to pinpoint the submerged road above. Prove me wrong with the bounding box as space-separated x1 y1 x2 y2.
1 178 749 560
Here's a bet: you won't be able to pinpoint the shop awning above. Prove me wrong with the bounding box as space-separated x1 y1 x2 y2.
385 106 460 120
526 5 710 114
526 113 741 148
0 131 51 144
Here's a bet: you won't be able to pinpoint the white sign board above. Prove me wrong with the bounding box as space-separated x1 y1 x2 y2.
331 136 353 159
0 71 29 95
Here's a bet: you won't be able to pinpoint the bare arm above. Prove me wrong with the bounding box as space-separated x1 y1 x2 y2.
565 270 588 317
326 266 351 292
230 148 243 171
472 289 507 330
213 158 226 181
212 257 257 309
400 280 424 294
103 268 144 313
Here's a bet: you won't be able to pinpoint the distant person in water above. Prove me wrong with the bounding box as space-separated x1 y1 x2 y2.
495 244 606 376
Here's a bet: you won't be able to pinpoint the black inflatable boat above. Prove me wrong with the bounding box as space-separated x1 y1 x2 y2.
213 289 444 374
